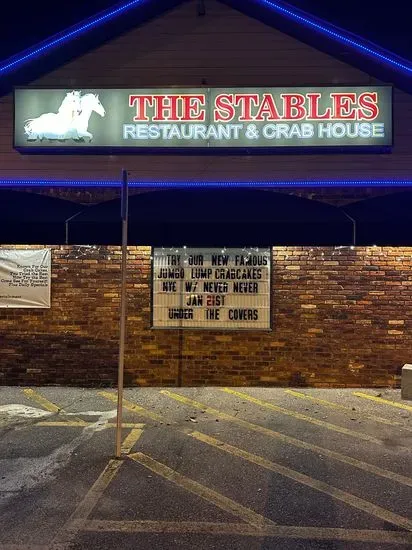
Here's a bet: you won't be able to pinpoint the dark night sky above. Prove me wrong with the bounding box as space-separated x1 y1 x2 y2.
1 0 411 63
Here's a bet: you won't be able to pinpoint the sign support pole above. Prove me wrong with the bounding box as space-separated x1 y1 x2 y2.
115 168 129 458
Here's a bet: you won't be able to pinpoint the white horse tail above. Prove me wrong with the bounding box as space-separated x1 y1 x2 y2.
24 119 35 135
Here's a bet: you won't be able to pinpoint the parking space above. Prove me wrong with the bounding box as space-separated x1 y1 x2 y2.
0 387 411 549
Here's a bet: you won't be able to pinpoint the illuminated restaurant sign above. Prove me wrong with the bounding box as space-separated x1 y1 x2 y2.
14 86 392 149
152 247 271 330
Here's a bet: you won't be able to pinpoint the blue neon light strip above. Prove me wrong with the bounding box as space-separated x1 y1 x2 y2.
0 0 411 77
1 180 412 188
0 0 144 75
259 0 412 73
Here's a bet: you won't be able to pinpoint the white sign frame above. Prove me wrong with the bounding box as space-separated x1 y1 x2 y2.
14 86 393 150
151 247 272 330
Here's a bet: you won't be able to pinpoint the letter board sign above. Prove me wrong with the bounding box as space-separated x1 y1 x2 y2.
152 247 271 330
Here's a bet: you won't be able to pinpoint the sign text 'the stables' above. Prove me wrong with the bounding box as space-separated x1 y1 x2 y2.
129 91 381 122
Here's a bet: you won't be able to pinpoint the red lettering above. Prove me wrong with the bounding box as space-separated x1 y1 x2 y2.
234 94 259 121
307 93 332 119
214 94 235 122
330 93 357 119
180 95 206 121
129 95 153 121
358 92 379 120
281 94 306 120
152 95 180 121
254 93 281 121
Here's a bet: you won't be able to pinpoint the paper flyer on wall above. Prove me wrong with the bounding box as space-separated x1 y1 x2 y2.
0 249 51 308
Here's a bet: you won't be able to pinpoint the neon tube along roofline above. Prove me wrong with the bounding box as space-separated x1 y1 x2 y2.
0 0 411 76
1 179 412 188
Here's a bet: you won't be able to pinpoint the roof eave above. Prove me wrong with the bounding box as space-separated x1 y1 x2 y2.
0 0 187 97
1 0 412 96
220 0 412 93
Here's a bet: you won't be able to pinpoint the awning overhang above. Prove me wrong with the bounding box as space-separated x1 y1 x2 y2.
342 191 412 246
0 190 85 244
68 189 354 246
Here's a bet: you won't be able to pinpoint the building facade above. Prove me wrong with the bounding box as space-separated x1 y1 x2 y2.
1 0 411 387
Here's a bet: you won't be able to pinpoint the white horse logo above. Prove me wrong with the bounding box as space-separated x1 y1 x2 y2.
24 91 106 142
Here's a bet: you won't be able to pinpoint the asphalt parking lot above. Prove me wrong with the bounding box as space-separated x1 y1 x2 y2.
0 386 411 550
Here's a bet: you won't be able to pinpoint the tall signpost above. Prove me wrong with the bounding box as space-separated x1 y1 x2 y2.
115 169 128 458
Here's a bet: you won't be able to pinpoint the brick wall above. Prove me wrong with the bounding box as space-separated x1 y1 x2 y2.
1 244 409 387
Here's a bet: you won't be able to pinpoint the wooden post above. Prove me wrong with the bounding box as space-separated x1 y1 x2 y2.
115 169 128 458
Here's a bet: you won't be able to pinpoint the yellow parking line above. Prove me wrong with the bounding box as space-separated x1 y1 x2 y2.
81 520 412 544
53 461 122 549
99 391 165 422
52 428 142 548
110 423 145 429
0 545 50 550
223 389 383 446
23 388 62 413
129 452 276 529
36 421 145 428
285 390 410 429
161 390 412 488
23 388 83 423
74 430 143 517
121 429 143 455
190 431 412 531
353 392 412 412
70 459 124 521
37 420 88 427
285 390 349 411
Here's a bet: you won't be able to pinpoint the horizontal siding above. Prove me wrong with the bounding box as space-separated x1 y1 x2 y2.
0 0 411 184
34 1 368 86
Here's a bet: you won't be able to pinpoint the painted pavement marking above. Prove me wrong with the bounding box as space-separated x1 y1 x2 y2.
121 428 143 455
0 404 51 420
353 392 412 412
161 390 412 488
28 390 410 547
189 431 412 531
36 421 145 429
0 406 144 430
80 520 412 544
22 389 62 414
22 389 83 424
50 428 143 550
129 452 276 529
99 391 165 422
0 545 49 550
101 392 412 527
285 389 412 430
223 388 385 446
37 421 89 427
101 392 412 531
